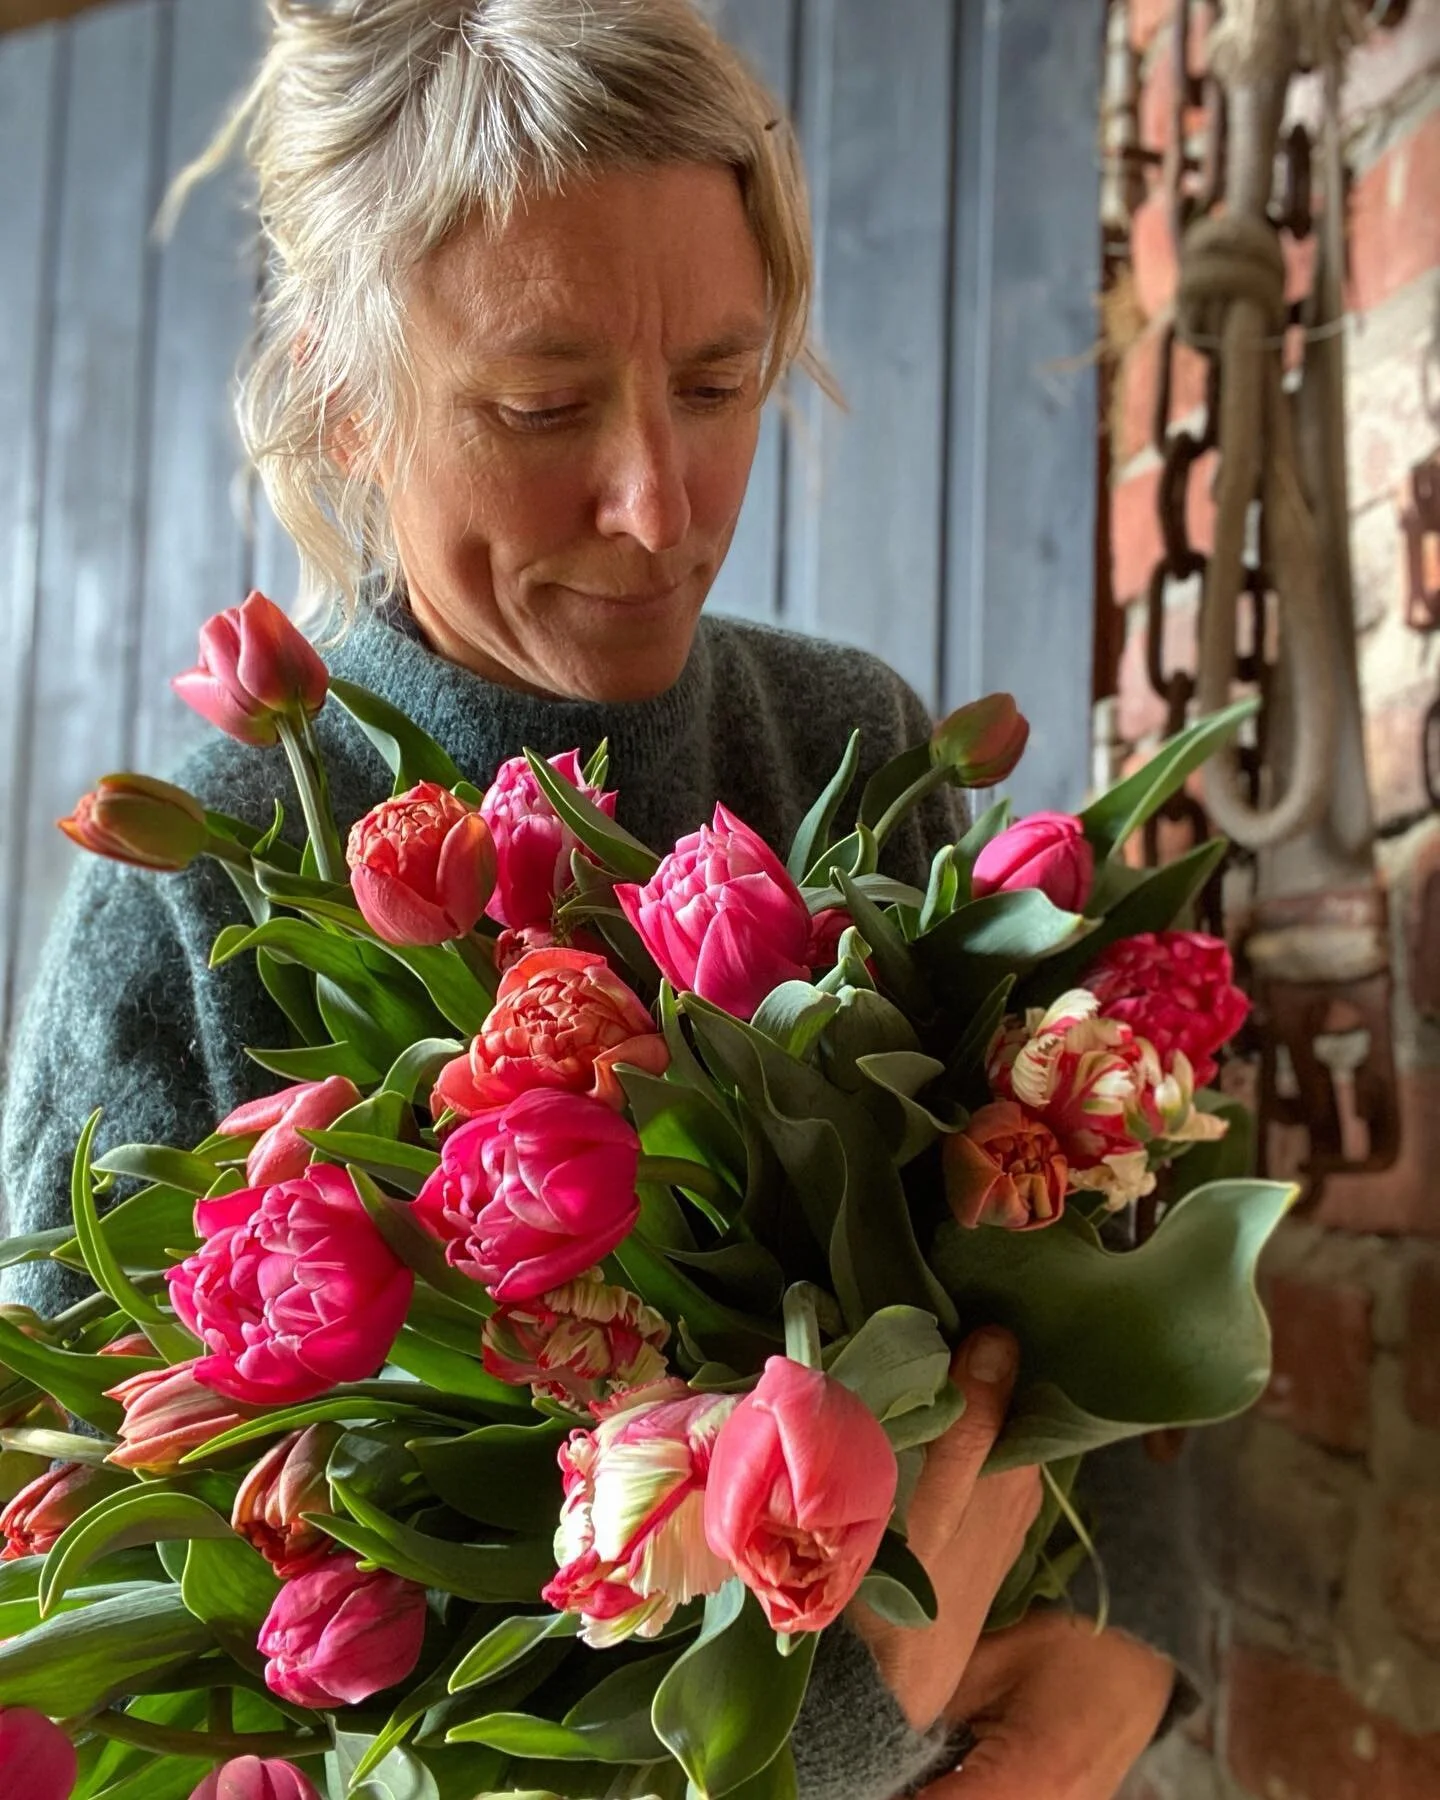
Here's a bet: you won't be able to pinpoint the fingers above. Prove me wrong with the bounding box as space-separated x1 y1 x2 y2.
906 1328 1022 1561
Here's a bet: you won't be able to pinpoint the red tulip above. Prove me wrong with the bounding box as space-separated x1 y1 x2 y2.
171 591 328 747
931 693 1030 787
231 1424 340 1579
189 1757 322 1800
257 1553 426 1708
704 1357 898 1633
480 749 617 930
1083 929 1250 1087
943 1100 1069 1231
1 1461 127 1560
106 1361 258 1474
58 773 208 872
0 1707 76 1800
971 812 1094 913
481 1268 670 1409
346 782 496 945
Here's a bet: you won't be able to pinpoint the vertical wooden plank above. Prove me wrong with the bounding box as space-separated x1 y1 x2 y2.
703 0 796 625
945 0 1104 814
0 23 62 1050
11 0 167 1012
783 0 955 705
136 0 265 777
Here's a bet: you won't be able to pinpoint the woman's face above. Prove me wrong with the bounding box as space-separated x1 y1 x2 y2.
379 162 771 702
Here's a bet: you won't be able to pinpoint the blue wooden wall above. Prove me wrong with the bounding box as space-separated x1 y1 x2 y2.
0 0 1104 1050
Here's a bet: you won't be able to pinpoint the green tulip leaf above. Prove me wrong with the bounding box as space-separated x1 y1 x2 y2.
523 748 660 882
0 1316 156 1432
930 1177 1296 1467
619 1068 747 1193
913 889 1092 1017
246 1039 383 1085
825 1306 953 1426
0 1586 215 1714
350 1166 496 1318
409 1419 568 1532
383 1038 468 1103
450 1650 674 1761
800 824 878 891
328 674 464 789
299 1127 439 1191
787 729 861 883
387 1326 532 1413
180 1533 280 1634
833 871 928 1015
1079 696 1257 859
750 983 841 1061
449 1610 582 1694
652 1583 815 1798
90 1143 223 1195
181 1385 482 1463
52 1182 200 1275
857 1532 938 1627
39 1487 236 1617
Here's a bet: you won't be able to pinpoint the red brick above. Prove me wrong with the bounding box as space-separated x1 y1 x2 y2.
1404 1256 1440 1427
1226 1644 1440 1799
1138 7 1208 154
1110 452 1216 603
1317 1067 1440 1237
1132 188 1178 320
1130 0 1175 53
1388 1491 1440 1656
1350 109 1440 314
1257 1272 1372 1453
1115 586 1200 742
1117 322 1210 465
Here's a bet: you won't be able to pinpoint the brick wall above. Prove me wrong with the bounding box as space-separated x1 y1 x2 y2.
1106 4 1440 1796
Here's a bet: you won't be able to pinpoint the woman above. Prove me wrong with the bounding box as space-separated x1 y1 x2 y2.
0 3 1191 1795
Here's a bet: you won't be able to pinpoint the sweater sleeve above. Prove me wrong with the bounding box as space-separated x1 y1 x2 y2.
0 851 283 1318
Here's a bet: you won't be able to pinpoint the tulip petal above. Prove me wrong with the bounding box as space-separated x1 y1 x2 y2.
350 865 459 945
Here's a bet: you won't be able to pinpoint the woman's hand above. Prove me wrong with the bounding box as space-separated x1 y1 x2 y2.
847 1328 1043 1733
919 1610 1179 1799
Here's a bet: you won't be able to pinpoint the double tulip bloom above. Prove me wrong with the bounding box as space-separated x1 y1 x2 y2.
616 804 814 1021
1083 928 1250 1088
167 1164 413 1405
480 749 617 930
415 1087 642 1302
944 1100 1070 1233
345 782 497 945
481 1268 671 1410
172 590 328 747
432 946 669 1120
256 1551 427 1708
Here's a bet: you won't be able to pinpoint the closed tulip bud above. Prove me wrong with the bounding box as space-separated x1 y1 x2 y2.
481 749 618 930
58 773 208 872
189 1757 322 1800
931 693 1030 788
216 1076 363 1186
1 1461 130 1559
231 1424 340 1578
106 1359 258 1473
972 812 1095 913
0 1707 76 1800
258 1552 427 1708
346 783 497 945
172 591 328 747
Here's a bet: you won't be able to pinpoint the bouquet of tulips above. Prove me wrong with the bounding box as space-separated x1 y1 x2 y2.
0 593 1290 1800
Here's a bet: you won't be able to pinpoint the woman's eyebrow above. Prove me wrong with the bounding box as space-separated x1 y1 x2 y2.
473 319 769 365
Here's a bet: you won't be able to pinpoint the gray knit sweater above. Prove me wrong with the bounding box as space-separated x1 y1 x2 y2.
0 605 1203 1796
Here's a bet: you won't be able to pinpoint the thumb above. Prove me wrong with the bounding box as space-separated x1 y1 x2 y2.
907 1329 1021 1556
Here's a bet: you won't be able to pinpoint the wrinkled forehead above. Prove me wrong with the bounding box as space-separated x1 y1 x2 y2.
401 163 770 374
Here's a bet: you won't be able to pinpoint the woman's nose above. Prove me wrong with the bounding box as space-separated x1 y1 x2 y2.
593 407 692 553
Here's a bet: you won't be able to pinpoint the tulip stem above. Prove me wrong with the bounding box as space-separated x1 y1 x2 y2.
67 1710 329 1761
277 713 346 885
783 1284 824 1370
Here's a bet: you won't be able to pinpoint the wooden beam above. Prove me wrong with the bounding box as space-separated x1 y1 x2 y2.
0 0 116 36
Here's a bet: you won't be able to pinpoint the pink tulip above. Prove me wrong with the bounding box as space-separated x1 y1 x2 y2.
704 1356 898 1633
431 947 668 1120
1 1462 127 1560
0 1707 76 1800
481 749 618 930
346 783 497 945
257 1552 426 1708
543 1378 737 1645
482 1267 671 1410
614 805 813 1019
106 1360 258 1473
189 1756 322 1800
1083 929 1250 1087
931 693 1030 788
971 812 1095 913
167 1165 413 1406
231 1424 340 1579
58 773 208 872
172 591 328 747
216 1077 363 1187
413 1088 640 1303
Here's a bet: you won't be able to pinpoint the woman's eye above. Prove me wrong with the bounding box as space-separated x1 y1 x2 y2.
684 384 745 409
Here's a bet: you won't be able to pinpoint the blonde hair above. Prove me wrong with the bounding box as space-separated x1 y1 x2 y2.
169 0 817 630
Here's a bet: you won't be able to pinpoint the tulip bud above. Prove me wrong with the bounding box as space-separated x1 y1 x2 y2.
971 812 1095 913
480 749 618 930
2 1461 130 1560
216 1076 363 1186
189 1757 322 1800
0 1707 76 1800
930 693 1030 788
58 773 208 872
258 1552 427 1708
231 1424 340 1578
171 591 328 747
105 1360 258 1473
346 783 497 945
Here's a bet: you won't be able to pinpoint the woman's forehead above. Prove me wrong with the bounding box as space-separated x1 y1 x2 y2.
406 164 769 370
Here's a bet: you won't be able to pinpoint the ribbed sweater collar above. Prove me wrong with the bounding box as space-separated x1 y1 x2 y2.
324 602 715 790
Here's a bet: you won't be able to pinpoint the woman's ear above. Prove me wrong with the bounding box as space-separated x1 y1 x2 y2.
292 323 372 480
